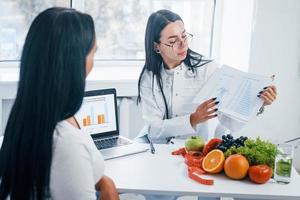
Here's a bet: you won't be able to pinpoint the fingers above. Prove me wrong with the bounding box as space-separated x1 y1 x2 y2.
266 85 277 95
260 85 277 95
191 97 220 127
198 97 219 111
192 97 219 126
260 93 274 105
206 97 217 104
208 100 220 108
207 108 218 115
205 114 218 120
258 89 276 100
258 91 274 105
264 88 276 100
258 85 277 105
202 97 217 107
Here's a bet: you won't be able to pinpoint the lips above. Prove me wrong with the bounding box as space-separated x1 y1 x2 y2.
178 51 187 56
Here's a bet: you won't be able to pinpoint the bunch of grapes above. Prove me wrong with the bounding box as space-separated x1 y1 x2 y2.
217 134 248 152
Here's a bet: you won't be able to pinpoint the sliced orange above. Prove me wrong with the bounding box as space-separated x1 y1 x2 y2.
202 149 225 174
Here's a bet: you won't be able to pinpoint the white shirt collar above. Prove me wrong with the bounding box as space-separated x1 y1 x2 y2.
162 62 185 76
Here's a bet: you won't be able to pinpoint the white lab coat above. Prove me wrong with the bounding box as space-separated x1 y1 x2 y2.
138 60 231 144
138 61 222 199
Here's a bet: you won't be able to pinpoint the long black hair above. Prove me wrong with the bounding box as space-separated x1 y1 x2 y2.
0 7 95 200
137 9 211 119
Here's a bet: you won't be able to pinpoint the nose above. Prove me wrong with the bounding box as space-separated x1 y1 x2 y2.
177 39 186 48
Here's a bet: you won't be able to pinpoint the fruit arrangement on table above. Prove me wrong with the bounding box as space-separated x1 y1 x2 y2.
171 135 277 185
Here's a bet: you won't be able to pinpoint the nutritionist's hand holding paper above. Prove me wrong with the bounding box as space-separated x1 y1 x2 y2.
193 65 272 122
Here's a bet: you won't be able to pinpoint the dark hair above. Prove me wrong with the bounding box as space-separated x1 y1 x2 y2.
137 9 211 119
0 7 95 200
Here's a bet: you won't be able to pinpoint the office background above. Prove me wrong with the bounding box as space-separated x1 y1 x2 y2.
0 0 300 171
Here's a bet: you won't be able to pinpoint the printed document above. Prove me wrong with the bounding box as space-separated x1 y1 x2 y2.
193 65 272 122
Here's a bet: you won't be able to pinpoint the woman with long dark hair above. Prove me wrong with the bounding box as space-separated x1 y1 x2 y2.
137 9 277 145
0 7 119 200
137 9 277 200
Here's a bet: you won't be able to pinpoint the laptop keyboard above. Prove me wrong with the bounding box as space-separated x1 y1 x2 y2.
94 137 131 150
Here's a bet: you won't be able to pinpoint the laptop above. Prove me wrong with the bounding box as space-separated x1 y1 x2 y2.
75 88 148 160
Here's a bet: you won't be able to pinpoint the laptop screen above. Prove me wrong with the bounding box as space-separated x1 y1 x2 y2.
75 92 117 136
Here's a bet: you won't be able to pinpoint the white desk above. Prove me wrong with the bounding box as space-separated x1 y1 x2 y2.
105 143 300 200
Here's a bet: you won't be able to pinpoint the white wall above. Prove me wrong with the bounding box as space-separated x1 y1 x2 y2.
214 0 300 171
239 0 300 143
237 0 300 171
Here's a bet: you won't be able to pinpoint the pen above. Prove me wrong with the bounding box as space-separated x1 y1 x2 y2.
271 74 275 81
285 137 300 143
146 135 155 154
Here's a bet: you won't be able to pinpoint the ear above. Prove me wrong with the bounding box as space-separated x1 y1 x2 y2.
154 42 161 53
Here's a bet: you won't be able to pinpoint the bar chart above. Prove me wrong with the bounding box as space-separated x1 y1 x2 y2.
75 94 117 135
82 105 109 126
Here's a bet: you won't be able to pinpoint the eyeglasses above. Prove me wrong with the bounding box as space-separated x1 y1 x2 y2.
160 32 193 49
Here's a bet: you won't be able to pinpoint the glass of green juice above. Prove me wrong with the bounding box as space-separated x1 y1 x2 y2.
274 143 294 184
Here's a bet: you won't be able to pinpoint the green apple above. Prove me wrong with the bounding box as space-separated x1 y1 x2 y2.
185 136 205 151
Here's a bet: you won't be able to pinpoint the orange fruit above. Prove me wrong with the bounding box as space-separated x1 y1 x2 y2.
202 149 225 174
224 154 249 180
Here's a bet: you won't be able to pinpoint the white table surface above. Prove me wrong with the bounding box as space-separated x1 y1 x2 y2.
105 142 300 200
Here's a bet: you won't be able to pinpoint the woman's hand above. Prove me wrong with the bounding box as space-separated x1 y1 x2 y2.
258 85 277 106
96 175 119 200
190 98 219 127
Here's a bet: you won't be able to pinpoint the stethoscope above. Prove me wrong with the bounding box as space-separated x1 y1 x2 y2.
186 67 197 78
185 60 212 78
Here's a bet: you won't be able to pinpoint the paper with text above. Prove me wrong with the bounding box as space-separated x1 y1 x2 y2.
193 65 272 122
